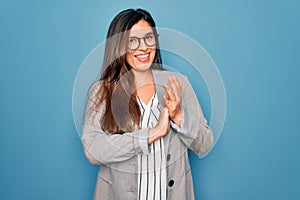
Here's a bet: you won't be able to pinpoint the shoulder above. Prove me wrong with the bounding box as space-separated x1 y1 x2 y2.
85 80 106 114
86 80 105 109
88 80 103 97
152 69 189 86
152 69 184 77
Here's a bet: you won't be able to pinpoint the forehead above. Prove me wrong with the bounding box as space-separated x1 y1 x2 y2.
129 20 153 37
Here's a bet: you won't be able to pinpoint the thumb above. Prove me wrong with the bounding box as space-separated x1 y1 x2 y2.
162 107 169 118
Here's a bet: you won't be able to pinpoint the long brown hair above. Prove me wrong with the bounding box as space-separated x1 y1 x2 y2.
94 8 163 134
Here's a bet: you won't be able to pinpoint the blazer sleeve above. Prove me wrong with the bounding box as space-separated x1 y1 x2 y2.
81 82 150 165
173 76 214 156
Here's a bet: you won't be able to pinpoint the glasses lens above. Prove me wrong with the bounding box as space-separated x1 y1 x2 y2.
128 37 139 50
145 34 156 46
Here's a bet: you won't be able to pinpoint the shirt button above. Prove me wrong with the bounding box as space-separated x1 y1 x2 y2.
168 180 174 187
167 154 171 161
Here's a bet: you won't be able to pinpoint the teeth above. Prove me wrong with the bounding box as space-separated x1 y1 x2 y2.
136 53 149 59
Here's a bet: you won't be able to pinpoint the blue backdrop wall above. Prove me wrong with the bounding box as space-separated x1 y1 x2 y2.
1 0 299 199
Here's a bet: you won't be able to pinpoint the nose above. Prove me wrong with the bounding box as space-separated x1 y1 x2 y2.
138 39 148 51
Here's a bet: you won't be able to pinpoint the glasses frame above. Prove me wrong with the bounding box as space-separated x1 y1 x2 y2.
127 33 160 51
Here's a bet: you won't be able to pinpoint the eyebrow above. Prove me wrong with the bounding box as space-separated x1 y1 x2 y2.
129 31 154 38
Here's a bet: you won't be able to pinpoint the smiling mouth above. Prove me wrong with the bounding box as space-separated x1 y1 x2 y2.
135 53 150 62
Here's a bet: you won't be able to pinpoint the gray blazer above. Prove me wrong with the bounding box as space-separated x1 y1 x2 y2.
82 69 214 200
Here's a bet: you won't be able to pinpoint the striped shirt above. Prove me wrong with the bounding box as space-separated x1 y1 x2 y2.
137 92 167 200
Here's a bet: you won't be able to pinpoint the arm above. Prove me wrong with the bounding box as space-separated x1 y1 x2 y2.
176 76 214 156
164 75 214 156
81 82 149 165
82 82 170 165
148 107 170 144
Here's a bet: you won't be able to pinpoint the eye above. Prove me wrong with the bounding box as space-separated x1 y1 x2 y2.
145 35 154 40
129 37 137 43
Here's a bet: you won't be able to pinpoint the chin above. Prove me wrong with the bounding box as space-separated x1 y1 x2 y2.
131 64 152 72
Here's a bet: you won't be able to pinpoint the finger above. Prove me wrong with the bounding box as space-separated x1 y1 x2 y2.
162 106 168 112
174 77 182 97
164 84 176 100
162 107 169 118
173 76 182 93
169 76 177 91
163 95 170 107
173 76 180 98
169 76 181 99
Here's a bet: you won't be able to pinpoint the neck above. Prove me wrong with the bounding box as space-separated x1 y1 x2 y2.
132 69 154 89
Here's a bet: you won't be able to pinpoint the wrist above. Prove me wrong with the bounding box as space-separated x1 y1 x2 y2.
172 109 182 126
148 126 161 144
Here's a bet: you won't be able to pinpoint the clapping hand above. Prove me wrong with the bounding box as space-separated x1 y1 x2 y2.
163 76 183 126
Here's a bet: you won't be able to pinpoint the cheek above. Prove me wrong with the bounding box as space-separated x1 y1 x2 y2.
151 49 156 62
126 53 135 67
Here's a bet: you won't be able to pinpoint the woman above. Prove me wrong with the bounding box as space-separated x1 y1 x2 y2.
82 8 214 200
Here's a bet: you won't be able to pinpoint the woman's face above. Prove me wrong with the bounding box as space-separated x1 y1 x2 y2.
126 20 156 72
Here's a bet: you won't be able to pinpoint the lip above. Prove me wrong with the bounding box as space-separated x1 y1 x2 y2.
134 52 150 62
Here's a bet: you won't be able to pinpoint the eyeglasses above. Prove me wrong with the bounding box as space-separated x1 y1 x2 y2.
127 33 158 50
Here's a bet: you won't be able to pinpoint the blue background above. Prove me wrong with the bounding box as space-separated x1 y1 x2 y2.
1 0 299 199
